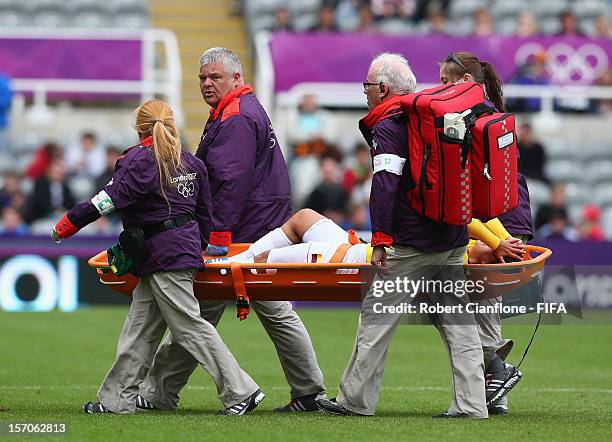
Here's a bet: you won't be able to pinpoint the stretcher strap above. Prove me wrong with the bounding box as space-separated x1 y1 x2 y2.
230 262 250 321
515 284 544 369
330 244 352 263
516 310 541 369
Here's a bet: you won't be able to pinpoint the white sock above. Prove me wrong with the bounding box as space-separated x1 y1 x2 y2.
244 227 293 260
302 219 348 243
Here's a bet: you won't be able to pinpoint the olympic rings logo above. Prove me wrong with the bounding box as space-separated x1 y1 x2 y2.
177 182 195 198
515 42 609 84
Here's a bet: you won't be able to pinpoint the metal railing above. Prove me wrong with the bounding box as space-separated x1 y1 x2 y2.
2 27 183 126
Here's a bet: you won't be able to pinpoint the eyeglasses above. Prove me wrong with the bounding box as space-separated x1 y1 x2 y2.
363 81 381 91
445 52 467 71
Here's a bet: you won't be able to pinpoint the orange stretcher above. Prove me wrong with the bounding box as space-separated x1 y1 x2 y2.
88 244 551 307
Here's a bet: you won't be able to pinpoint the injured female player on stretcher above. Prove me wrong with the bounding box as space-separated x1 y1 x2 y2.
211 208 525 267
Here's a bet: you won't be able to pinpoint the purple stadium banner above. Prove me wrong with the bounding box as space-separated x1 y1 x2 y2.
270 34 611 91
0 38 142 80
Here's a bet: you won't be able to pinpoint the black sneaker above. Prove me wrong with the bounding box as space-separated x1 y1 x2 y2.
83 401 112 414
315 397 362 416
274 392 326 412
218 389 265 415
486 365 522 406
433 412 470 419
135 394 157 411
488 404 509 415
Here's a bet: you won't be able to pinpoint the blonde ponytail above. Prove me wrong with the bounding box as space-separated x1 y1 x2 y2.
134 100 186 210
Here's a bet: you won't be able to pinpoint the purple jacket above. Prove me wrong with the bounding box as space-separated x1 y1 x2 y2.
498 167 534 239
196 85 291 244
360 103 468 252
65 137 212 276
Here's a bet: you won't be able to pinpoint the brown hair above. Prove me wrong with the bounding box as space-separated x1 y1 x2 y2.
134 99 185 207
442 51 506 112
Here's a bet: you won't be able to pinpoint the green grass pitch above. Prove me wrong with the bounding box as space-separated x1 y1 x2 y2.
1 307 611 441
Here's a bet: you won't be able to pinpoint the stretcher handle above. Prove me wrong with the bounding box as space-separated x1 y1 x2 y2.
88 250 111 269
466 245 552 269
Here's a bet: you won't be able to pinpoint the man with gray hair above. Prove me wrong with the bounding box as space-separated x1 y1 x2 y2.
137 47 326 414
317 53 488 418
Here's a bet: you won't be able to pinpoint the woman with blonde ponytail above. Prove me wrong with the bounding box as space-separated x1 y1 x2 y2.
135 100 185 208
51 99 263 415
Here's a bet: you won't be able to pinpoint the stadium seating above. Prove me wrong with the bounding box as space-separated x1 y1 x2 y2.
448 0 486 20
585 160 612 185
603 207 612 237
572 0 608 19
489 1 528 21
0 0 150 28
525 179 550 208
242 0 609 37
545 138 579 161
377 18 414 35
529 0 569 20
544 159 583 184
593 183 612 209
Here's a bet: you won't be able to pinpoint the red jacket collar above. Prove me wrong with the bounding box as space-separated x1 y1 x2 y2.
140 135 153 147
361 95 404 129
209 84 253 121
119 135 153 159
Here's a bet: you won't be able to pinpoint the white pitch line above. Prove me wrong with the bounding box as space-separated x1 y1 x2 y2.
0 386 611 394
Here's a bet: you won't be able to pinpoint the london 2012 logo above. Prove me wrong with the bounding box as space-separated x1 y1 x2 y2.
178 182 195 198
515 42 609 84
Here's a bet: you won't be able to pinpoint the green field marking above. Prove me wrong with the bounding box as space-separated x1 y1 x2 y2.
1 308 611 441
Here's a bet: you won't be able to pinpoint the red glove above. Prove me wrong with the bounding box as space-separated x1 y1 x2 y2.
209 231 232 247
52 214 79 243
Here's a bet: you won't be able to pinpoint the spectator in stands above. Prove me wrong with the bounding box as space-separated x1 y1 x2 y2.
595 14 610 38
342 143 371 193
24 158 75 224
335 0 361 31
556 10 585 37
0 206 29 235
65 132 106 179
371 0 415 21
0 71 12 153
413 0 450 23
578 204 605 241
507 51 550 112
534 182 568 230
473 7 494 37
304 152 348 225
517 123 548 183
535 207 579 241
309 4 339 32
272 6 293 32
0 171 25 211
356 2 376 32
349 168 373 207
288 94 332 156
342 203 371 231
94 145 123 193
515 10 539 38
25 141 62 180
425 9 448 35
